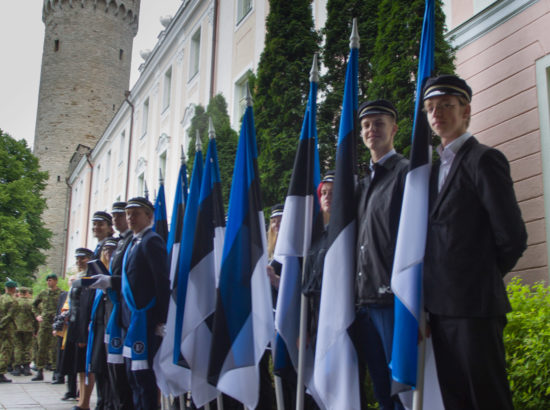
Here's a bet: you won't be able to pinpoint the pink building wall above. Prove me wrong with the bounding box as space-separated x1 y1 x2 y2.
451 0 550 283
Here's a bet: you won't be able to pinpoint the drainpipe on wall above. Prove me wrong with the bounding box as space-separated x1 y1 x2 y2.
85 153 94 249
62 177 73 277
209 0 218 99
124 91 135 200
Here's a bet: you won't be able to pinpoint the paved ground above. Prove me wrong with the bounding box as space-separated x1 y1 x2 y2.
0 370 97 410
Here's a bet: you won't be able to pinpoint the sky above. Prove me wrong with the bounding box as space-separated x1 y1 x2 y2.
0 0 182 149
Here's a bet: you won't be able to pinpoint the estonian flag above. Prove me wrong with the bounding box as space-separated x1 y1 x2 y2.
273 54 322 401
153 158 191 397
153 179 168 242
207 86 274 409
174 134 204 367
313 19 360 410
390 1 443 407
181 119 225 408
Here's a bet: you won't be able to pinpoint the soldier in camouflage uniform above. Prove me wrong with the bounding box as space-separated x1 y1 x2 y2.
0 280 18 383
11 287 36 376
32 273 62 381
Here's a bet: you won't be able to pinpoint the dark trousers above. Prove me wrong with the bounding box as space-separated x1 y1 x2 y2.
67 372 77 397
108 361 134 410
430 314 513 410
95 369 116 410
350 305 404 410
125 358 158 410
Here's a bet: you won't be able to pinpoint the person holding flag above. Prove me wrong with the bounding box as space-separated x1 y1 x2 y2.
350 99 408 410
302 170 334 350
422 74 527 410
113 197 169 410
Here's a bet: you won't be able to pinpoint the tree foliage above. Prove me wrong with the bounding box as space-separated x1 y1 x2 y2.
0 130 51 286
367 0 455 158
318 0 454 176
186 94 238 208
318 0 380 174
253 0 320 208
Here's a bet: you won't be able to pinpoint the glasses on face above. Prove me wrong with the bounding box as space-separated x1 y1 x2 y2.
423 102 456 114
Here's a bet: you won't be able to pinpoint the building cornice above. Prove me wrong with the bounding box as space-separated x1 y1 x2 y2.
446 0 539 49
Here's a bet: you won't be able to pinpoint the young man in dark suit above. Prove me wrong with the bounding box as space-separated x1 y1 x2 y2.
422 74 527 410
121 197 170 410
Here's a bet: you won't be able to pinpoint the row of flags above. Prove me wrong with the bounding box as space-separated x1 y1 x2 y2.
147 1 438 408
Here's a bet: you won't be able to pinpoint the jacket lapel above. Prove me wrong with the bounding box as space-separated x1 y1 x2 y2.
430 137 477 216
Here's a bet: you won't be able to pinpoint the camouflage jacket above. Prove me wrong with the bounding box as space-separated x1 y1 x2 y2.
32 287 62 324
0 293 17 332
15 297 36 333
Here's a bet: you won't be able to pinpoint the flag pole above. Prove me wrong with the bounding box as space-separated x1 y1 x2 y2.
413 310 427 410
295 52 319 410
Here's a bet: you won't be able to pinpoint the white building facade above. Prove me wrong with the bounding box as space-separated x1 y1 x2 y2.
65 0 327 273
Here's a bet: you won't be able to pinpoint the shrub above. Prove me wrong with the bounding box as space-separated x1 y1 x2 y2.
505 277 550 408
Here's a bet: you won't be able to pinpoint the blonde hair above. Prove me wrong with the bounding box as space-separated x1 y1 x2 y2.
267 225 278 260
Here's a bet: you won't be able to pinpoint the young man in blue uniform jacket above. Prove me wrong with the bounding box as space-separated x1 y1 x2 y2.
91 196 170 410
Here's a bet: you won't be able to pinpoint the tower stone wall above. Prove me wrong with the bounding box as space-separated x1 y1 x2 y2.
34 0 140 274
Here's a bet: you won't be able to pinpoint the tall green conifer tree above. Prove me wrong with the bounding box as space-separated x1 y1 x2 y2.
318 0 379 173
186 95 238 208
367 0 455 155
254 0 320 207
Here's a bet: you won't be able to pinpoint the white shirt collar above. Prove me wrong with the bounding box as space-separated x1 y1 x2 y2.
370 148 396 172
437 132 472 159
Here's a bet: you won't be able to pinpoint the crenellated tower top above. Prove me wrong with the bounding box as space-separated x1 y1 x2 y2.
42 0 140 35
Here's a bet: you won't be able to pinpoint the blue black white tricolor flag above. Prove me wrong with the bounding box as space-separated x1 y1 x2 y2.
273 53 322 403
390 1 443 408
153 179 168 242
313 19 360 410
174 137 204 367
207 87 274 409
181 119 225 407
154 159 191 396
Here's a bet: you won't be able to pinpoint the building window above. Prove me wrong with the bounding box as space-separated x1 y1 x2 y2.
234 72 251 127
54 39 59 52
141 99 149 138
159 151 167 182
94 164 101 194
118 130 126 165
189 29 201 80
105 150 111 181
119 49 124 61
138 173 145 196
162 67 172 112
473 0 498 14
237 0 252 25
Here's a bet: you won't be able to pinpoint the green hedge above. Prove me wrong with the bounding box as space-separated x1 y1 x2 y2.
505 277 550 409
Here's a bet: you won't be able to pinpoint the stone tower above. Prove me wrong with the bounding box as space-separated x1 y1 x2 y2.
34 0 140 274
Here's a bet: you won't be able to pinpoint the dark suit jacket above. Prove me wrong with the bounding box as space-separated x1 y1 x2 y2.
355 153 409 305
120 227 170 332
424 137 527 317
108 230 133 326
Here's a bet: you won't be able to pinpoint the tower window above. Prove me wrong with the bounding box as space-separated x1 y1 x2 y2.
119 49 124 60
54 39 59 52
